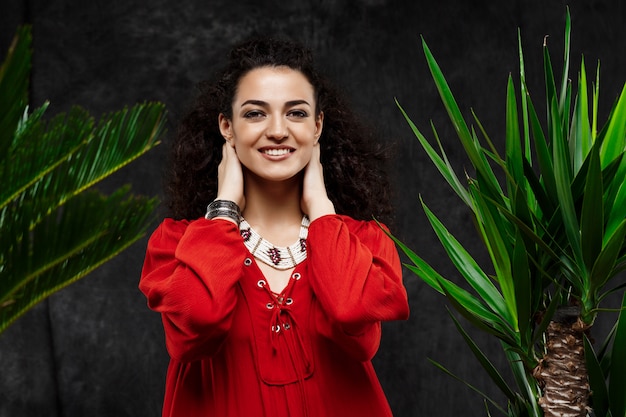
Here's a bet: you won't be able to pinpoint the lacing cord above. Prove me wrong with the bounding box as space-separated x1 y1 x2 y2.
262 281 311 416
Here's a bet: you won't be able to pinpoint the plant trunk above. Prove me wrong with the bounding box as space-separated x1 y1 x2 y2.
533 307 591 417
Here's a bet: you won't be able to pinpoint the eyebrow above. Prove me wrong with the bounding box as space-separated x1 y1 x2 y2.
240 99 311 108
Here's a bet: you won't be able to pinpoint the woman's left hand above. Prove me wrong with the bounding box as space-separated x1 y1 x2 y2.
301 143 335 221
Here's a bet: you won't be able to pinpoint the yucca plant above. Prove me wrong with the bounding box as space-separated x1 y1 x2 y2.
0 26 167 334
392 10 626 417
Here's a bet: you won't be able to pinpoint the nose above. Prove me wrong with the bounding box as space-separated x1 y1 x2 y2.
266 116 288 140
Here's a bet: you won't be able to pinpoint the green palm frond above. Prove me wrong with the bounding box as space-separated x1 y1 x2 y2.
0 26 167 334
0 26 30 154
2 102 165 222
0 188 158 332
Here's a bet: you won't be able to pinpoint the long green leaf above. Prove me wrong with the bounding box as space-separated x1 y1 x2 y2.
605 177 626 242
426 358 508 416
558 9 572 114
504 348 542 417
421 200 512 323
608 293 626 417
580 143 604 274
489 193 561 265
601 85 626 239
421 37 504 202
435 270 517 346
551 93 586 280
543 38 557 136
526 91 558 207
385 226 508 332
521 156 552 222
471 110 509 177
571 57 592 173
467 182 518 330
591 62 600 140
396 100 472 207
599 83 626 169
598 282 626 313
532 290 561 347
511 228 532 344
584 334 609 417
448 308 518 402
517 29 531 168
587 219 626 316
505 76 524 195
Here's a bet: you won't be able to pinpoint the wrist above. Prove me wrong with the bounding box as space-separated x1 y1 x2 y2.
215 193 243 208
205 199 241 225
306 198 336 222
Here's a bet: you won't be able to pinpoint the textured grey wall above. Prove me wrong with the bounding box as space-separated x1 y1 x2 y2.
1 0 625 416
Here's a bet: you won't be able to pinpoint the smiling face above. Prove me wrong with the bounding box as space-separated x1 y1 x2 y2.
219 66 323 184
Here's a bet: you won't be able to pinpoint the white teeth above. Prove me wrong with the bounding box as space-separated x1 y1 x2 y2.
263 148 290 156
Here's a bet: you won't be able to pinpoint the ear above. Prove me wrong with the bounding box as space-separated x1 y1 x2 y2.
218 113 234 143
314 111 324 144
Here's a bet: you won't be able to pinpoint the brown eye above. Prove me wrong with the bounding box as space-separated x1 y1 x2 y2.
244 110 265 119
288 110 308 118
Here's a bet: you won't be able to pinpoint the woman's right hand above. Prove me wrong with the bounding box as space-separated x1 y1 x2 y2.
216 142 245 211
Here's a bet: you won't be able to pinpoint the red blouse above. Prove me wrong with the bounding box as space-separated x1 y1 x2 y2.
140 214 409 417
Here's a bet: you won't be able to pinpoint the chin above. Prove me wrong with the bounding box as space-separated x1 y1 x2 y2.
247 169 304 184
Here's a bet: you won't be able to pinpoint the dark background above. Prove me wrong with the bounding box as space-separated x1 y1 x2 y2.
1 0 625 416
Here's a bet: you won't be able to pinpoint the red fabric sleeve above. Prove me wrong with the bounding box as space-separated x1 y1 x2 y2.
139 218 247 362
307 215 409 360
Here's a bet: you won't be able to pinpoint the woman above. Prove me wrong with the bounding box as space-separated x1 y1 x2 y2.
140 36 409 417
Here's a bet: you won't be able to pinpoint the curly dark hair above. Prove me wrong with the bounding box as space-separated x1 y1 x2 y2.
165 36 394 224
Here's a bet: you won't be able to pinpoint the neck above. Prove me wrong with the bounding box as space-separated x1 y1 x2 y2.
242 170 304 229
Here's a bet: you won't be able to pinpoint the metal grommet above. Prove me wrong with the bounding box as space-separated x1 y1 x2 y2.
271 325 281 333
292 272 301 280
286 298 293 305
266 302 274 309
257 279 266 288
244 258 252 266
283 323 291 330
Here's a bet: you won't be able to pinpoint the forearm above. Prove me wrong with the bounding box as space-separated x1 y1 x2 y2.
307 215 409 356
140 218 247 361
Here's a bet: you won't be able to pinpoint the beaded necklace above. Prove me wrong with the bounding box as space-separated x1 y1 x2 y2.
239 216 310 270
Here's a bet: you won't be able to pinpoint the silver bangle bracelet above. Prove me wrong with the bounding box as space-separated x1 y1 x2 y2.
205 200 241 224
